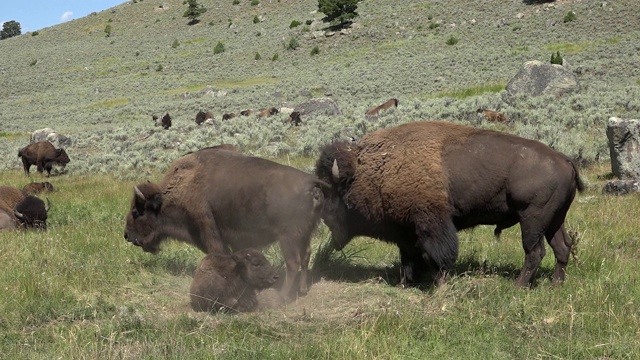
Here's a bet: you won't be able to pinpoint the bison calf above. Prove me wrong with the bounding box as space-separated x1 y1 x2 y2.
190 248 279 313
18 141 70 177
477 108 509 123
23 181 55 195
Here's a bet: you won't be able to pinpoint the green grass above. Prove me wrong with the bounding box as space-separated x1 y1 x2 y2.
0 164 639 358
432 83 506 99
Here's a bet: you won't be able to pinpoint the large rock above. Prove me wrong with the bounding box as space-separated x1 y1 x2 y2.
293 97 343 116
31 128 71 147
506 60 579 98
607 117 640 180
602 180 639 196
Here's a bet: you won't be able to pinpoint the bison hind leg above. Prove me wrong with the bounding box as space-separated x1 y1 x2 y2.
546 223 572 285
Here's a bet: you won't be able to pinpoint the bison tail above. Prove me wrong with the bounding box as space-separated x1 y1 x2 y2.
571 161 586 193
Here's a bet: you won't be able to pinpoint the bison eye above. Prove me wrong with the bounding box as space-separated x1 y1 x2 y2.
132 209 141 219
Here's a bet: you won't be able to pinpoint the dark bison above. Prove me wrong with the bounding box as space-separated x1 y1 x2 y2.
477 108 509 124
23 181 56 195
315 121 584 288
288 111 302 126
240 109 254 116
190 248 279 313
365 98 398 118
160 113 172 129
195 110 214 125
124 145 326 296
0 185 50 230
257 107 279 118
18 141 70 177
222 113 237 121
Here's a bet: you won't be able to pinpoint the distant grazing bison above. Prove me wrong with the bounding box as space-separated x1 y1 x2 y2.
257 107 279 118
240 109 254 116
160 113 172 129
195 110 214 125
18 141 70 177
288 111 302 126
0 185 50 230
190 248 279 313
477 108 509 123
222 113 237 121
365 98 398 118
316 121 583 288
23 182 55 194
124 145 326 297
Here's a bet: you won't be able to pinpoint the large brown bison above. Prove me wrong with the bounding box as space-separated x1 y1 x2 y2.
315 121 584 288
23 181 56 195
365 98 398 118
195 110 214 125
190 248 279 313
0 185 50 230
18 141 70 177
124 145 326 297
257 107 279 118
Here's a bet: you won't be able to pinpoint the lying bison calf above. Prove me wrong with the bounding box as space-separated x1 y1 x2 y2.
124 145 326 297
23 181 55 194
18 141 70 177
190 248 279 313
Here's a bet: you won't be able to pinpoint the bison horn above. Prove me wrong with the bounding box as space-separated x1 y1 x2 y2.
14 209 24 219
134 185 145 201
45 197 52 212
331 159 340 183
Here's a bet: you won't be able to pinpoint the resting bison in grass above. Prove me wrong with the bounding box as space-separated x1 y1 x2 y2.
477 108 509 124
365 98 398 118
190 248 279 313
315 121 584 288
124 145 326 296
0 185 50 230
195 110 214 125
222 113 237 121
240 109 253 116
257 107 279 118
23 181 55 195
18 141 70 177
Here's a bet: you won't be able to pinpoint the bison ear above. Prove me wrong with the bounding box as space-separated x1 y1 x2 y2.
146 193 162 212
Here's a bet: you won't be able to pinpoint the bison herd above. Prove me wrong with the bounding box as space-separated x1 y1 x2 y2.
2 119 583 314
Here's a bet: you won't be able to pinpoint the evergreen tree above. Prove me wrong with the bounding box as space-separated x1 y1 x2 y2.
183 0 207 25
318 0 359 26
1 20 22 40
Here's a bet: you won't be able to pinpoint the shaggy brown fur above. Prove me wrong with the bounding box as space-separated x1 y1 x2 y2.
190 248 279 313
240 109 254 116
222 113 237 121
160 113 172 129
23 182 55 194
477 108 509 123
365 98 399 117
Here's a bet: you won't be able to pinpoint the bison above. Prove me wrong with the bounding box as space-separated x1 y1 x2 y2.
222 113 237 121
365 98 398 118
18 141 70 177
23 181 56 194
287 111 302 126
124 145 326 297
240 109 254 117
195 110 214 125
190 248 279 313
477 108 509 124
0 185 50 230
315 121 584 288
160 113 172 129
257 107 279 118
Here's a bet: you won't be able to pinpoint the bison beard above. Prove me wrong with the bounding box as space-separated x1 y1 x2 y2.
316 121 583 288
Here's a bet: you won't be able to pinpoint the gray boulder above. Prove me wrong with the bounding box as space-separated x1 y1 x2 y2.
606 117 640 180
602 180 639 196
293 97 343 116
506 60 579 98
31 128 71 147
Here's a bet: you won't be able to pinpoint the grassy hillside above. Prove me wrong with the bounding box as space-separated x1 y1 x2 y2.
1 0 640 358
1 0 639 176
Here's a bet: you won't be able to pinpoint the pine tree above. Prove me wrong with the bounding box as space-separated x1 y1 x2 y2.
183 0 207 25
318 0 359 26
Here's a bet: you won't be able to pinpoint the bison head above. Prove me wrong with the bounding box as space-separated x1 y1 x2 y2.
55 148 71 165
315 141 359 250
14 196 50 230
124 182 164 253
233 248 279 289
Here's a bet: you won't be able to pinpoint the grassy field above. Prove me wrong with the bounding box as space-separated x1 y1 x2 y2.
1 0 640 358
1 164 640 359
